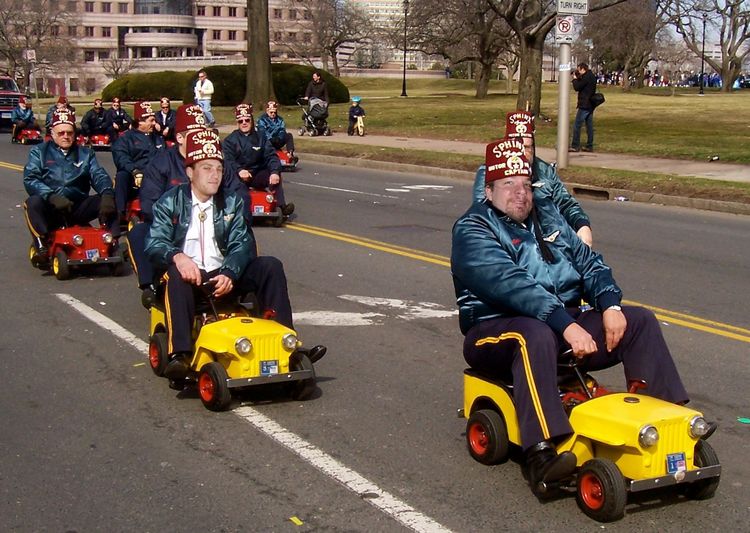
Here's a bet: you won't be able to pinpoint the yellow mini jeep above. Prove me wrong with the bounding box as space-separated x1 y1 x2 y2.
460 361 721 522
148 291 317 411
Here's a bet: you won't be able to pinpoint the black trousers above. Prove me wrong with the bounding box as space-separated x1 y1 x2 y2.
126 221 153 288
463 306 689 451
114 169 138 214
24 194 119 239
163 257 293 355
269 132 295 153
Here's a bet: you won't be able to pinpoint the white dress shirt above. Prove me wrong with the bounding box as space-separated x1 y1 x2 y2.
183 198 223 272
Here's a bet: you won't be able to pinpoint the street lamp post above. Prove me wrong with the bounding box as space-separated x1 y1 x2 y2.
699 12 707 95
401 0 409 97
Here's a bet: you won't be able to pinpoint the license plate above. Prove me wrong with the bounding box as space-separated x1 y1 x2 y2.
85 248 100 260
253 205 266 214
0 112 10 119
666 452 687 474
260 360 278 376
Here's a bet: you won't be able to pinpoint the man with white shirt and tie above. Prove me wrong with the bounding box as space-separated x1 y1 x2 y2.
145 129 324 382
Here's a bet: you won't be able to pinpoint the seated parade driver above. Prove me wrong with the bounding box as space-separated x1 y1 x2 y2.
23 109 118 265
145 129 325 384
451 138 706 496
11 96 39 142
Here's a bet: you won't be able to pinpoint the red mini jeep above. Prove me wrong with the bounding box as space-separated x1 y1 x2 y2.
250 189 285 227
30 226 125 280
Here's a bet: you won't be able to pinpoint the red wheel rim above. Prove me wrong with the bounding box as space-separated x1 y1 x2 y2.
468 422 489 455
199 372 215 402
579 472 605 510
148 341 160 369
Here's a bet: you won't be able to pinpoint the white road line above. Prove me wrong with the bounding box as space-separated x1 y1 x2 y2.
55 293 453 533
287 181 401 199
55 293 149 352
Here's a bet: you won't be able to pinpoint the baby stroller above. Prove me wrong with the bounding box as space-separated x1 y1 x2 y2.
297 97 331 136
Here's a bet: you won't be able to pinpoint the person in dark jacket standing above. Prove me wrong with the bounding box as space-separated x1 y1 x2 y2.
571 62 597 152
23 109 117 265
112 101 162 215
304 71 329 103
145 129 324 383
451 137 693 497
222 104 294 220
128 104 207 306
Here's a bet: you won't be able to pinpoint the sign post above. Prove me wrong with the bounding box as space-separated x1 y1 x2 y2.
555 0 587 169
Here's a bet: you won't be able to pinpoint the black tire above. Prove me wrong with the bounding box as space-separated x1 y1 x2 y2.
466 409 509 465
110 247 126 277
148 332 169 377
310 129 318 137
576 458 627 522
683 440 720 500
289 353 316 400
52 250 70 280
273 207 284 227
198 362 232 411
324 127 332 136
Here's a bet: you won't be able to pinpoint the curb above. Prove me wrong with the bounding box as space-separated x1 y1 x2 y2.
299 153 750 217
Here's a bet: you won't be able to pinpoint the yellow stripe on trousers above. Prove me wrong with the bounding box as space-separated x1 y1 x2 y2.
163 272 174 353
475 332 550 440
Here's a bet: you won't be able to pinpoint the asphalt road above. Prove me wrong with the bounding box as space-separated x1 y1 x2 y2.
1 143 748 532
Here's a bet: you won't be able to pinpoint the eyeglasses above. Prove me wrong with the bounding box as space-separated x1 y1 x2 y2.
56 130 75 137
237 118 252 124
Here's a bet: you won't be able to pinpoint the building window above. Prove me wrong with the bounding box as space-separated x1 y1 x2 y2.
212 6 221 16
86 78 97 93
51 25 59 36
99 51 110 60
68 26 77 37
84 26 94 37
118 2 127 13
102 27 111 37
212 29 221 40
287 32 296 41
273 8 282 19
228 6 237 17
273 31 282 41
289 9 297 20
70 78 79 91
84 51 95 62
304 10 312 20
84 1 93 12
197 5 205 16
228 30 237 41
102 2 111 13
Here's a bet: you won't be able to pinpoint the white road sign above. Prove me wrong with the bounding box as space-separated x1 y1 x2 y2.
555 15 575 44
558 0 589 15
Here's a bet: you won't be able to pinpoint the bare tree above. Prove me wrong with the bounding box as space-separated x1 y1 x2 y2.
406 0 518 98
247 0 276 104
487 0 627 114
582 0 663 90
278 0 373 76
660 0 750 91
0 0 75 91
101 56 139 80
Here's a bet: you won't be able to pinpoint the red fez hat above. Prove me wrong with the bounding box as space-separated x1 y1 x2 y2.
505 111 535 138
235 103 253 120
184 129 223 166
174 104 207 134
56 96 67 105
485 137 531 185
18 95 27 105
112 97 121 104
51 108 76 128
134 101 155 121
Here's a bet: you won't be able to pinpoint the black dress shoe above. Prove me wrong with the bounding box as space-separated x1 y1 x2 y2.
141 285 156 309
526 441 577 494
582 146 593 152
307 345 327 363
281 203 295 216
701 420 718 440
164 352 191 380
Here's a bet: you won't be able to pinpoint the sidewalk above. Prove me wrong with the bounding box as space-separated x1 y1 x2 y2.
299 133 750 184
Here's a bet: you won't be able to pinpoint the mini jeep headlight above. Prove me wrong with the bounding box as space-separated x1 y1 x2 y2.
639 425 659 448
689 416 710 438
235 337 252 355
265 194 274 204
102 232 113 244
282 333 298 350
72 234 84 246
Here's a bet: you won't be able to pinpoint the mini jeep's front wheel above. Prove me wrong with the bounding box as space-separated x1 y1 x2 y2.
198 362 231 411
683 440 720 500
148 332 169 376
288 353 316 400
52 250 70 280
466 409 509 465
576 458 626 522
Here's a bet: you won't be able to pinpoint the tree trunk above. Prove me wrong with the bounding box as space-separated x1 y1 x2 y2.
516 34 544 115
245 0 276 105
330 50 340 77
474 61 492 98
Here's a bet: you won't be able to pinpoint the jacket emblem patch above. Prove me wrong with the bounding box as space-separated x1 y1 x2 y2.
223 213 235 222
252 146 261 151
543 230 560 242
511 238 522 246
74 161 83 168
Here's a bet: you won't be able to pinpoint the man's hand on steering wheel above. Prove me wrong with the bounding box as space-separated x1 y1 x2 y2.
210 274 233 297
269 173 280 186
562 322 598 358
238 169 252 182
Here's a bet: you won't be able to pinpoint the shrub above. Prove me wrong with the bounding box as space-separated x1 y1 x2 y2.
103 63 349 106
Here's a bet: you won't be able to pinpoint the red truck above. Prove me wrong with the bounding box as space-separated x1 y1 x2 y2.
0 76 25 128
